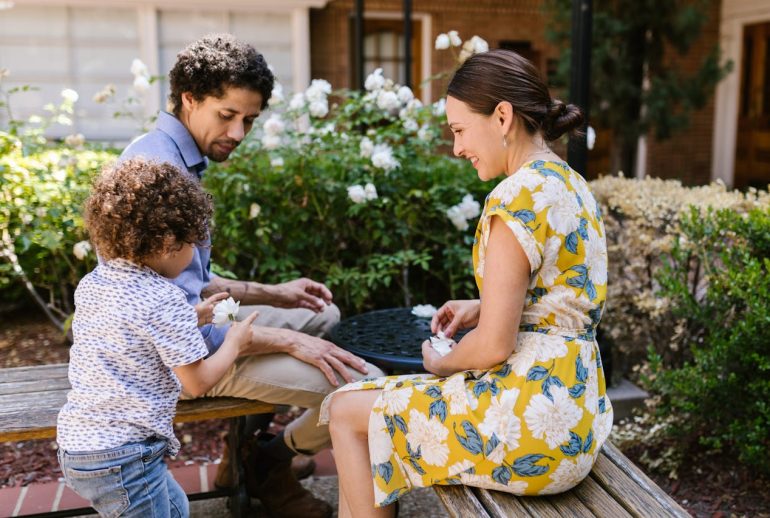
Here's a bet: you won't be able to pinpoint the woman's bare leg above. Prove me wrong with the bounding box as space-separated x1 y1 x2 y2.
329 390 396 518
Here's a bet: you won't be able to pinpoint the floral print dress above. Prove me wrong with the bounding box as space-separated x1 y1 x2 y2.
320 159 613 506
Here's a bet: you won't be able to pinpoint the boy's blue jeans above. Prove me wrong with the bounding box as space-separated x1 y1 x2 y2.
58 438 188 518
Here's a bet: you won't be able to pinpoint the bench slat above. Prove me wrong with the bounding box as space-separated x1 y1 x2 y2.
590 451 684 518
601 443 688 517
0 390 67 413
476 488 535 516
434 485 492 518
539 490 600 517
571 474 633 518
0 377 71 396
516 495 573 518
0 396 274 442
0 363 69 383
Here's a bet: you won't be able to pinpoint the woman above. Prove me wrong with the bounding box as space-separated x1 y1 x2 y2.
321 49 613 518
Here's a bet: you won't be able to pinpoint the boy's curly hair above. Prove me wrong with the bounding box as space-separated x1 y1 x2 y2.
85 159 213 263
168 33 274 115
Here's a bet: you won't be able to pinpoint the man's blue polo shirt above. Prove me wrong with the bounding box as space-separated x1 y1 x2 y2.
119 111 227 353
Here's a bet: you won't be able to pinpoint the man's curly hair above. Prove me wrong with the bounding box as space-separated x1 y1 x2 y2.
85 158 213 264
168 33 274 115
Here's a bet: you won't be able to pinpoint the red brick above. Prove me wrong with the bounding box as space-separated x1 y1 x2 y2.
18 481 60 515
0 485 24 517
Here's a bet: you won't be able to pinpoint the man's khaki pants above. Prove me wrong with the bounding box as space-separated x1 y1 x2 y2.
188 304 383 454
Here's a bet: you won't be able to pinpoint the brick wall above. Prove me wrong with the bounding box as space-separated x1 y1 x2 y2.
645 0 722 185
310 0 559 94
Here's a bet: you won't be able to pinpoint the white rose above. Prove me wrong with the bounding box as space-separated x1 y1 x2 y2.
371 144 399 171
289 93 305 111
306 79 332 102
364 182 378 201
263 114 285 136
212 297 240 327
458 194 480 220
73 241 92 261
347 184 367 204
464 35 489 55
433 98 446 116
411 304 437 318
360 137 374 158
397 85 414 104
587 125 596 150
376 90 400 112
133 75 150 94
262 134 281 150
434 33 450 50
446 206 469 231
309 99 329 118
402 118 418 132
249 203 261 219
429 331 455 356
268 83 284 106
364 68 385 92
448 30 462 47
417 124 432 142
271 156 284 168
61 89 79 104
130 58 149 78
64 133 85 148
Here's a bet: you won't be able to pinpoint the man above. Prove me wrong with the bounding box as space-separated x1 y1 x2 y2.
120 34 382 518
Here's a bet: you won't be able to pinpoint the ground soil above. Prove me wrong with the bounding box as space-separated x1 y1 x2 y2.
1 308 768 517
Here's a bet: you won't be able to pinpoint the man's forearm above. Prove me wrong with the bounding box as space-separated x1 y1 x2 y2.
202 276 276 305
239 326 298 357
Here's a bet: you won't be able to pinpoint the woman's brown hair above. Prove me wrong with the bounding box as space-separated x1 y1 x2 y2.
447 49 584 142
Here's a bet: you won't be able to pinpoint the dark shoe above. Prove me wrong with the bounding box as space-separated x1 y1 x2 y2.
243 437 332 518
215 441 316 489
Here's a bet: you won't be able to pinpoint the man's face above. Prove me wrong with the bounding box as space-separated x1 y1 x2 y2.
181 87 263 162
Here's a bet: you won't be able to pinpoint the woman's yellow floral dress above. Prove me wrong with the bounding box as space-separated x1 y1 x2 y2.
320 160 613 506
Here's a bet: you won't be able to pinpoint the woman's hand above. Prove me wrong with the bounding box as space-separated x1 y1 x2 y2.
421 339 450 377
194 292 230 327
431 299 481 337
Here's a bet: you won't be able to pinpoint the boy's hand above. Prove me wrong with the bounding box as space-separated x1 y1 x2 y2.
226 311 259 354
194 292 230 327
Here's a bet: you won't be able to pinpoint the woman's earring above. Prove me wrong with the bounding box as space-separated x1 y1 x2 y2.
502 135 508 148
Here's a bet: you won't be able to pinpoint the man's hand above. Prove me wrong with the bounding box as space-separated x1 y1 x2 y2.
272 278 333 312
287 334 369 387
193 292 230 327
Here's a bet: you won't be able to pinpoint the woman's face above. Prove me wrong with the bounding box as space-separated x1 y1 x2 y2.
446 95 507 181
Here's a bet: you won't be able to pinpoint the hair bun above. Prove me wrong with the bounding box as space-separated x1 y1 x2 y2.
543 99 584 141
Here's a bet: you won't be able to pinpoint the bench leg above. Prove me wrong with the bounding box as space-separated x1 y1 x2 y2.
228 416 250 518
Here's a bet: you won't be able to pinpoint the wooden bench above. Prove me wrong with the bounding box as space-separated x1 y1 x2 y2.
0 363 274 518
434 442 689 518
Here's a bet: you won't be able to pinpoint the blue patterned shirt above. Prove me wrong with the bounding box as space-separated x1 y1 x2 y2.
57 260 209 455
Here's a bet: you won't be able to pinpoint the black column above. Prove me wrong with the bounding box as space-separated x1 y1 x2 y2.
403 0 412 88
567 0 592 176
354 0 365 90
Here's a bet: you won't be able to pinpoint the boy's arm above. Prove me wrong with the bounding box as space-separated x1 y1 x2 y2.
173 312 258 397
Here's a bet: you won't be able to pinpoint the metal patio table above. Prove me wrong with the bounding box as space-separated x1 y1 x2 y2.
330 307 469 372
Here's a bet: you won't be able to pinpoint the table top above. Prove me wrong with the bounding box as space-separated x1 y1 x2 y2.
330 307 468 371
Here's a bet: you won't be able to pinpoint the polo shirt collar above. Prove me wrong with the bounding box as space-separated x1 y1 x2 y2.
155 111 208 177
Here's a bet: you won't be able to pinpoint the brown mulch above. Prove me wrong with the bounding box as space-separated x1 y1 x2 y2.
2 307 769 517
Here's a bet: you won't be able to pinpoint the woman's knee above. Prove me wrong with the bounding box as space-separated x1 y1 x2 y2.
328 390 379 434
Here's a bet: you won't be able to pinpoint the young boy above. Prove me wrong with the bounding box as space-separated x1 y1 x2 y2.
56 158 257 517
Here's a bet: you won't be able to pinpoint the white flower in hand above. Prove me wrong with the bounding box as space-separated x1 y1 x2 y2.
429 331 455 357
73 241 92 260
213 297 240 327
411 304 437 318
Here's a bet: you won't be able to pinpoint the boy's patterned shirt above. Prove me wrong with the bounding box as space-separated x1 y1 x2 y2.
56 259 209 455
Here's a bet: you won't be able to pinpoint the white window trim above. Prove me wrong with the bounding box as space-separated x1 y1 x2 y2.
712 0 770 187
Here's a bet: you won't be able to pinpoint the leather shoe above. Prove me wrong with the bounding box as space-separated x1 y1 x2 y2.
214 439 317 489
243 435 332 518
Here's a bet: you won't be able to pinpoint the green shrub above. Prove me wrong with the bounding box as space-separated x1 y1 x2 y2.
0 131 116 322
649 206 770 471
203 81 488 314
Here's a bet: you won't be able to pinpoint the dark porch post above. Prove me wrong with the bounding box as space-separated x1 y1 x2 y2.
567 0 592 176
403 0 412 88
354 0 365 90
